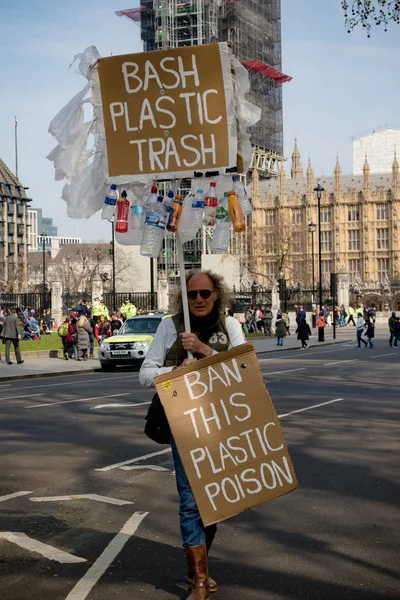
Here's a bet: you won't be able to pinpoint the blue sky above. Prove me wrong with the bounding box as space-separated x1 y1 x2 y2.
0 0 399 241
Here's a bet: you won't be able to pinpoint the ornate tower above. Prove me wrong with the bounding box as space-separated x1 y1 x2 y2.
334 156 342 198
363 155 371 199
392 152 399 200
290 138 303 180
279 161 287 201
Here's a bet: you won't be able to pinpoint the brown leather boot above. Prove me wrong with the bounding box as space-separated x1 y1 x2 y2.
185 544 210 600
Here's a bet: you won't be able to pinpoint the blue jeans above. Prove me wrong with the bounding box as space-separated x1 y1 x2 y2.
367 337 374 348
277 337 283 345
357 329 367 347
170 436 216 548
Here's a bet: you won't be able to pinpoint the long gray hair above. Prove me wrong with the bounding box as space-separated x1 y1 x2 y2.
173 270 230 316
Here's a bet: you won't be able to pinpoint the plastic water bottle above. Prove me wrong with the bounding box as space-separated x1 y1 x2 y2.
203 182 217 226
140 196 167 258
163 190 174 216
145 185 158 213
192 189 204 231
102 184 118 221
130 195 145 231
232 175 252 215
212 193 231 253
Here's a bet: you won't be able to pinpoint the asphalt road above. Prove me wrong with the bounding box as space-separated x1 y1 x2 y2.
0 334 399 600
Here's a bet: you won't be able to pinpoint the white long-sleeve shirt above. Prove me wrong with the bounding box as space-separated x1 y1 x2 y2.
356 316 365 329
139 315 246 387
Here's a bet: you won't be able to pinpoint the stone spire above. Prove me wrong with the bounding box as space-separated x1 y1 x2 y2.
363 154 370 197
291 138 303 179
250 167 261 209
334 155 342 196
279 161 286 200
306 158 314 198
392 152 399 199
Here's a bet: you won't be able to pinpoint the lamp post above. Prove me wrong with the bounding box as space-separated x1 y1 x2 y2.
308 221 316 304
278 270 287 313
111 219 116 313
313 180 325 311
40 231 46 315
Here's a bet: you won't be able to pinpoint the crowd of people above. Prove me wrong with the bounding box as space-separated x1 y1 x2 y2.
58 296 139 360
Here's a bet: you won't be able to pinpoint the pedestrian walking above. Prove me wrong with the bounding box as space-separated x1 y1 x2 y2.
62 316 76 359
364 318 375 348
347 305 356 326
139 269 246 600
356 312 368 348
296 318 311 349
394 317 400 347
262 307 273 336
275 313 287 346
296 305 306 324
282 311 291 336
76 315 92 361
317 312 325 342
2 308 24 365
388 311 396 347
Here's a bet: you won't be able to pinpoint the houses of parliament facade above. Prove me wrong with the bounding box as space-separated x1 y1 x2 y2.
248 141 400 291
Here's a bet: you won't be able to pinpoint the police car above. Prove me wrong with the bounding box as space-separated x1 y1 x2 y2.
99 314 164 371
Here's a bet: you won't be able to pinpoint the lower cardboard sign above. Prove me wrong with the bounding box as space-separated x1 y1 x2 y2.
155 343 298 526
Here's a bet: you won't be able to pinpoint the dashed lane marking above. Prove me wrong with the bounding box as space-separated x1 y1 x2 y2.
0 393 44 403
323 359 359 366
0 374 138 395
25 393 131 409
279 398 344 418
120 465 169 472
0 532 86 564
91 401 151 410
371 352 398 358
0 491 32 503
264 368 306 376
30 494 133 506
96 447 172 472
64 511 148 600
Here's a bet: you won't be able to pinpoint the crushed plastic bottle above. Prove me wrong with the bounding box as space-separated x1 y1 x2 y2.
102 184 118 222
212 192 231 253
140 196 167 258
232 175 252 215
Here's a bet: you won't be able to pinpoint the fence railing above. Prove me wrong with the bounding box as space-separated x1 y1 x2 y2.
103 292 158 313
0 292 51 316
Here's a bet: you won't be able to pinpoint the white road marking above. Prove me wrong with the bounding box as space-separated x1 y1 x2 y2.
96 447 172 472
0 532 86 564
0 491 32 503
371 352 398 358
0 393 44 402
279 398 344 418
30 494 133 506
25 393 131 409
259 345 350 361
1 374 137 394
64 511 148 600
323 359 359 366
0 384 11 387
120 465 169 472
264 368 306 376
91 401 151 410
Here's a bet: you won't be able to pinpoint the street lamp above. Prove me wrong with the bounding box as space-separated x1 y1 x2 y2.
313 180 325 311
110 219 116 313
278 270 287 312
40 231 46 315
308 221 316 303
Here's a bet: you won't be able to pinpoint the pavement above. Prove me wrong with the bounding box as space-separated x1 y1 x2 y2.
0 330 399 600
0 325 354 381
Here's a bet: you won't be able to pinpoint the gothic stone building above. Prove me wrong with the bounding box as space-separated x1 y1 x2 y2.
0 159 31 291
248 141 400 289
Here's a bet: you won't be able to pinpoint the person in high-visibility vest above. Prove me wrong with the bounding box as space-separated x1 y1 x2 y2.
91 298 103 323
347 305 356 326
120 297 137 321
99 299 110 321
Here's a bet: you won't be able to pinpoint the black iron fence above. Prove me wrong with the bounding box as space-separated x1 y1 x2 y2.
62 292 91 314
103 292 158 313
0 292 51 316
231 289 272 312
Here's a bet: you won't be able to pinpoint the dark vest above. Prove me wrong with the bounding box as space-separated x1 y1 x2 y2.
165 314 230 367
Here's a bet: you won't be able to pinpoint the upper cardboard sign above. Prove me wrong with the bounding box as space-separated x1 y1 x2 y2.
97 43 237 180
155 344 298 527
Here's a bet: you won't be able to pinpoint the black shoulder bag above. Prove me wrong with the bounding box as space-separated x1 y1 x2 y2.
144 393 170 444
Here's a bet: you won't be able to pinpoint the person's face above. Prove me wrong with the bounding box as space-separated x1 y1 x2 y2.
187 273 216 318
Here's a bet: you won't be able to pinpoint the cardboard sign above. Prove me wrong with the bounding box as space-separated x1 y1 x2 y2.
97 43 236 180
155 343 298 526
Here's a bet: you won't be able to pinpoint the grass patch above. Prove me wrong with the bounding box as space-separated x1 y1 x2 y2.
19 332 63 352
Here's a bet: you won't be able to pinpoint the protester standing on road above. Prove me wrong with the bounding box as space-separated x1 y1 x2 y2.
364 318 375 349
2 308 24 365
388 311 396 347
356 312 368 348
317 311 325 342
296 318 311 349
275 313 287 346
139 269 245 600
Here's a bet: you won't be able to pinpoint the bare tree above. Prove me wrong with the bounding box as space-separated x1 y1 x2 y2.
342 1 400 35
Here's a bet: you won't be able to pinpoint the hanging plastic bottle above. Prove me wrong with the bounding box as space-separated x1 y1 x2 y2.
167 194 184 233
191 189 205 232
141 196 167 258
232 175 252 215
102 184 118 222
130 194 145 231
144 185 158 213
163 190 174 215
228 190 246 233
115 190 130 233
203 181 217 226
212 192 231 253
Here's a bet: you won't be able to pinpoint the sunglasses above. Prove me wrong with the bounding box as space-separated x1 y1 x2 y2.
187 289 214 300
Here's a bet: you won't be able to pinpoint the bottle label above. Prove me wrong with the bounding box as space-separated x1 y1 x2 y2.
104 196 117 206
145 212 166 229
192 200 204 209
205 196 217 207
133 205 144 215
216 207 229 220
